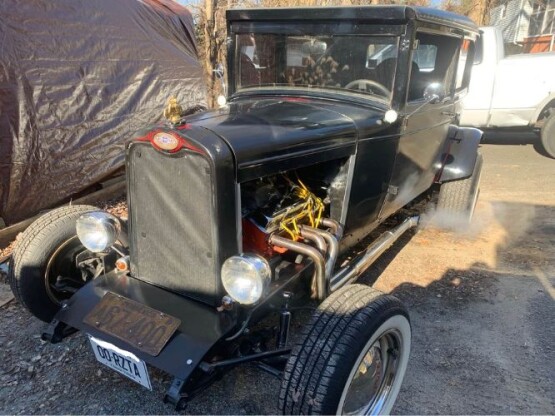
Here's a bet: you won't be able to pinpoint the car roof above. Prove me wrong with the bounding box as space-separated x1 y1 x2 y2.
227 6 479 34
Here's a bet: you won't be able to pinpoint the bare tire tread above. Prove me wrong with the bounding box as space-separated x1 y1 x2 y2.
437 176 472 212
437 153 482 217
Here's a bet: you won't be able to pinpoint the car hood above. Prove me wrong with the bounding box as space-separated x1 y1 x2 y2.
187 97 388 181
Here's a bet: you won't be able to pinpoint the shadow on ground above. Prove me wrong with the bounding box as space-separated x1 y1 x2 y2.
360 200 555 414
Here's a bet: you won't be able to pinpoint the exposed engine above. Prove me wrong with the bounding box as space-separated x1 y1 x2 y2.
240 162 346 300
242 175 326 239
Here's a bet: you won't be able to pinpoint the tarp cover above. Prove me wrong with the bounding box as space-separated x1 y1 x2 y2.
0 0 206 225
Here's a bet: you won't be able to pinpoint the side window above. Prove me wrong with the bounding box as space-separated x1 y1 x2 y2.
456 38 475 91
408 32 461 102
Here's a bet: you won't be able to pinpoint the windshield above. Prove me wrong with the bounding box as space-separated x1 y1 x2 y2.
234 33 399 101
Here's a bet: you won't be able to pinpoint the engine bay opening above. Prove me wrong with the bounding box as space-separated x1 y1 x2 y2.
240 158 349 258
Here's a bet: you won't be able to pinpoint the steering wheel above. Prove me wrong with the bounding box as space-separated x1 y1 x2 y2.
345 79 391 97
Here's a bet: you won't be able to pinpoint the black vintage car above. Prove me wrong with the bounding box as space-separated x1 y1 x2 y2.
9 6 482 414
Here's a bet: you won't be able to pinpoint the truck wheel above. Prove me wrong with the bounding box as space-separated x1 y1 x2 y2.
279 284 411 415
540 113 555 158
437 153 483 223
8 205 98 322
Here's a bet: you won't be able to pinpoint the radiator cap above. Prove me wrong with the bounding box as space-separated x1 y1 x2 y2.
163 96 183 125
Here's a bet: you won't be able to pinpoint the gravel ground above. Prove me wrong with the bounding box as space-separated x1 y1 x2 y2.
0 135 554 414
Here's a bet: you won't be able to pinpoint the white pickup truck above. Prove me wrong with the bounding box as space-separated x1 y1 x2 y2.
460 26 555 158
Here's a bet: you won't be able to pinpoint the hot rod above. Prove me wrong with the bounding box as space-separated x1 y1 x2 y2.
9 6 482 414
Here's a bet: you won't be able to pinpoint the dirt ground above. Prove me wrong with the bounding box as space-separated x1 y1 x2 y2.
0 133 553 414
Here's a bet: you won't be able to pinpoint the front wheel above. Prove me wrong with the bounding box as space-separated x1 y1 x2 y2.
279 284 411 415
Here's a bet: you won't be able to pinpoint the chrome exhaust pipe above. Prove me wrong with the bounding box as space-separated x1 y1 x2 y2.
269 234 327 300
299 227 327 254
299 227 329 298
321 218 343 239
301 225 339 285
330 216 419 292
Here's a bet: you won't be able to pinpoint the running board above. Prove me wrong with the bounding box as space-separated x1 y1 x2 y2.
330 216 419 292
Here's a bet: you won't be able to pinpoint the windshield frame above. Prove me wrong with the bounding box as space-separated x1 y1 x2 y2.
227 22 405 105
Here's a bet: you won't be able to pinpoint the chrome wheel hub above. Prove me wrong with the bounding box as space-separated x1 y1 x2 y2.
341 330 402 415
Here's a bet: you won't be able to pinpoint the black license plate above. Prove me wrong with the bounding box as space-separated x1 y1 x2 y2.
84 292 180 356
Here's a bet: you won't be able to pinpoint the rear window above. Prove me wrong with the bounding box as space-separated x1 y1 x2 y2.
413 44 437 72
474 35 483 64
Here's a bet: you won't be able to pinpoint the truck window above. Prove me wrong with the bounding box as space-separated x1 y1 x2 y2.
407 32 460 102
456 38 475 91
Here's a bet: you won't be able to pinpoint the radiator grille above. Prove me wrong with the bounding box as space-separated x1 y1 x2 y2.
127 144 218 304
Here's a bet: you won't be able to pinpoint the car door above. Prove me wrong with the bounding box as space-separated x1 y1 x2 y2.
379 30 462 220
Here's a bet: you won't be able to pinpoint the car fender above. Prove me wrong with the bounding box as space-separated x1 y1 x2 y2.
437 126 483 183
531 93 555 124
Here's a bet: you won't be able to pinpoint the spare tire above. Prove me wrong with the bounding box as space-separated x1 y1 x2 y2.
8 205 98 322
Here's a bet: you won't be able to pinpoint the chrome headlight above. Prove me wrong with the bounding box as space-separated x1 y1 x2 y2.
221 254 271 305
76 211 121 253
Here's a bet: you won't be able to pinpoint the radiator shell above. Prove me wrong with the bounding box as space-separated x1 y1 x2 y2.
127 142 224 305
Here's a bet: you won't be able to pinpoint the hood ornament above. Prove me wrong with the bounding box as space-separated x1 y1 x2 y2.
163 96 183 125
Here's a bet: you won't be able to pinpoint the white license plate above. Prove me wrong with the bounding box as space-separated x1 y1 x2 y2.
88 336 152 390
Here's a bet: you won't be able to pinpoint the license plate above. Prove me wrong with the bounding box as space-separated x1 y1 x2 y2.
83 292 181 356
89 336 152 390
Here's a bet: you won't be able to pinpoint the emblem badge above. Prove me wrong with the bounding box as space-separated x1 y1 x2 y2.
152 132 180 151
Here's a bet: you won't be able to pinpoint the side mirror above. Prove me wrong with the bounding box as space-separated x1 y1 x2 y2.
405 82 447 119
214 63 225 80
423 83 445 104
213 63 227 105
